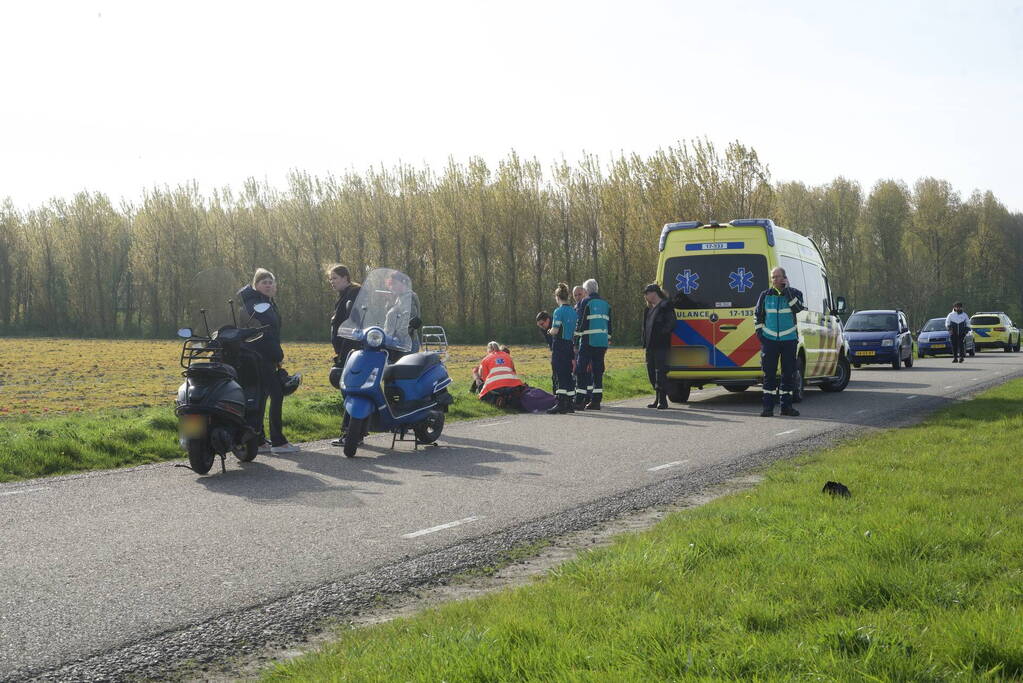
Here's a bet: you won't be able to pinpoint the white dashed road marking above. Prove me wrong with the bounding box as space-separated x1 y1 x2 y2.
647 460 689 472
402 516 482 539
0 487 50 497
906 395 918 400
775 429 798 436
483 421 512 427
855 409 868 414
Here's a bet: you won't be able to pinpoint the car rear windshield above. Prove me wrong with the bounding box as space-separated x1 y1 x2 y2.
663 254 768 309
921 319 947 332
971 315 1000 326
844 313 897 332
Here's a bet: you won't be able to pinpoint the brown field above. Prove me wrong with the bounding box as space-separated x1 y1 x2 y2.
0 338 644 417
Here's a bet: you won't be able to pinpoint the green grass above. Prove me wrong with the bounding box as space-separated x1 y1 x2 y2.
0 366 652 483
263 379 1023 681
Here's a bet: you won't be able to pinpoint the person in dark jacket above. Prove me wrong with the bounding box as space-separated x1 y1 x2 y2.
753 266 805 417
238 268 297 454
642 283 675 409
327 264 361 447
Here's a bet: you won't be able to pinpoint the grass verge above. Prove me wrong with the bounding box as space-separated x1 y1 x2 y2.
263 378 1023 681
0 366 651 483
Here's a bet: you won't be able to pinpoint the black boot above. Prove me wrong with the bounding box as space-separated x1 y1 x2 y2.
760 391 775 417
585 395 602 410
574 394 588 410
564 395 576 413
647 391 659 409
656 391 668 409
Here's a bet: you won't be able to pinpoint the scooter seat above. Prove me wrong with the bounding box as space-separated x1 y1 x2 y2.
383 352 443 381
186 362 238 380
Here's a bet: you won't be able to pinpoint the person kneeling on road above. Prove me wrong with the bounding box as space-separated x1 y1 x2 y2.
754 266 804 418
473 342 526 409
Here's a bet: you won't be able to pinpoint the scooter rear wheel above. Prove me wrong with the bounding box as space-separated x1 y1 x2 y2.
414 411 445 444
344 417 366 457
235 436 260 462
186 438 215 474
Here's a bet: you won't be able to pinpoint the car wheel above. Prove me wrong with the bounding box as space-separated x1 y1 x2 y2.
820 355 850 392
666 380 690 404
852 363 861 368
891 354 900 370
904 353 913 368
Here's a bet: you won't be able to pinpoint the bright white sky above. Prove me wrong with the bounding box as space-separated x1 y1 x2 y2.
2 0 1021 212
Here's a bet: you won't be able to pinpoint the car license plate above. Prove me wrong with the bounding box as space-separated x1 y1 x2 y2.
179 415 206 438
855 350 875 357
931 343 946 349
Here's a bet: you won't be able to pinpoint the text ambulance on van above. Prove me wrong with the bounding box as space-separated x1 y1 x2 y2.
656 219 851 403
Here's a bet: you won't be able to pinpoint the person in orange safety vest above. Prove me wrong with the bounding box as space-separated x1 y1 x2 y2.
473 341 525 404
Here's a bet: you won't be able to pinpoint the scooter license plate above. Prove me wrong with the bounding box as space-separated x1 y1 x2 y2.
179 415 207 438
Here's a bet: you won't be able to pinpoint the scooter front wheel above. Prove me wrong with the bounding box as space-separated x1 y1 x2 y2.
414 410 445 445
186 438 216 474
344 417 366 457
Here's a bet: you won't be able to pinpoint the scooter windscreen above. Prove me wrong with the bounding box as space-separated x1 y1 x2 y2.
339 268 414 352
184 267 243 336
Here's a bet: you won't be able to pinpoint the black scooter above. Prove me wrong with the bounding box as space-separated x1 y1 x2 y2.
174 302 269 474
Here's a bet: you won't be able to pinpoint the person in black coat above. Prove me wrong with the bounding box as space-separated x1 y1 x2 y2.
238 268 296 454
327 264 361 447
642 283 675 410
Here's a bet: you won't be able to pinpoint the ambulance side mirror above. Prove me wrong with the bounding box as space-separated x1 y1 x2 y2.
834 297 847 315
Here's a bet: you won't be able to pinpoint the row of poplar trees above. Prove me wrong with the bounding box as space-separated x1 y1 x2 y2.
1 139 1021 345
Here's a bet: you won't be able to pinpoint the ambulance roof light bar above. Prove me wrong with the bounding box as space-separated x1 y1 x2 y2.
730 218 777 247
658 221 703 251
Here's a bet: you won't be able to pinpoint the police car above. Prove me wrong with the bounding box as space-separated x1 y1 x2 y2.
969 312 1021 352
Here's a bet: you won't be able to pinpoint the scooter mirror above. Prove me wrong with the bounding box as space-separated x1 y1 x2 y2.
244 332 265 343
177 327 193 338
253 302 271 313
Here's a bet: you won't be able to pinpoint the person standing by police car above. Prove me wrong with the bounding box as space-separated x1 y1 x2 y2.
754 266 804 417
945 301 971 363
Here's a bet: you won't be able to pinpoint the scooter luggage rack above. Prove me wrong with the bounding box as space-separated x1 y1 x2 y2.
420 326 449 361
180 338 222 369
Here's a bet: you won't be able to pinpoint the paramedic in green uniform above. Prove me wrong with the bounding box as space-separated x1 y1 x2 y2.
574 278 611 410
754 266 805 417
546 283 578 414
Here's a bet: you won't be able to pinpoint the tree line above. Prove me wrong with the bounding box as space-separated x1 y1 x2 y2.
1 139 1021 346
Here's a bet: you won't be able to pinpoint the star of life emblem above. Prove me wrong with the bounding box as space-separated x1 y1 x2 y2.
675 269 700 295
728 267 754 293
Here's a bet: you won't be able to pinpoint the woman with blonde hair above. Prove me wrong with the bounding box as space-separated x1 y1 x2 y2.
545 282 578 414
237 268 297 454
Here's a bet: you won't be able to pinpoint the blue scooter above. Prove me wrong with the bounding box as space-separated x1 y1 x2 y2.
338 269 453 457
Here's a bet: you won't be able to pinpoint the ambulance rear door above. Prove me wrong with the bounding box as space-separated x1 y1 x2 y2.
663 239 768 370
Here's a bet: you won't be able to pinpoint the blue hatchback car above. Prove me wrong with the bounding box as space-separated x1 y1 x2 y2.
844 309 914 369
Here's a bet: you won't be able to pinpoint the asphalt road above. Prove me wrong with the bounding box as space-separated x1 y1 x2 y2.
3 351 1023 680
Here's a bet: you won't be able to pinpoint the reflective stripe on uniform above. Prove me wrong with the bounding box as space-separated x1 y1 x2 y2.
789 298 800 307
587 314 609 320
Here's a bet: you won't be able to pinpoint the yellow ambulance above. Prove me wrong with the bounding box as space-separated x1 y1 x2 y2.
656 219 851 402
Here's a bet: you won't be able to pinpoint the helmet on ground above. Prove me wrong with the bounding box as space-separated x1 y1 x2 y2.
278 368 302 396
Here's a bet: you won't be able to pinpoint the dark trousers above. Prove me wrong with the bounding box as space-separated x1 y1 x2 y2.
951 331 966 359
551 340 576 397
575 345 607 400
761 338 797 409
645 346 668 391
257 361 286 446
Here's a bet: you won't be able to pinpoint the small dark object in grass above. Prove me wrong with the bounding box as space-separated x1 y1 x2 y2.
823 481 851 497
